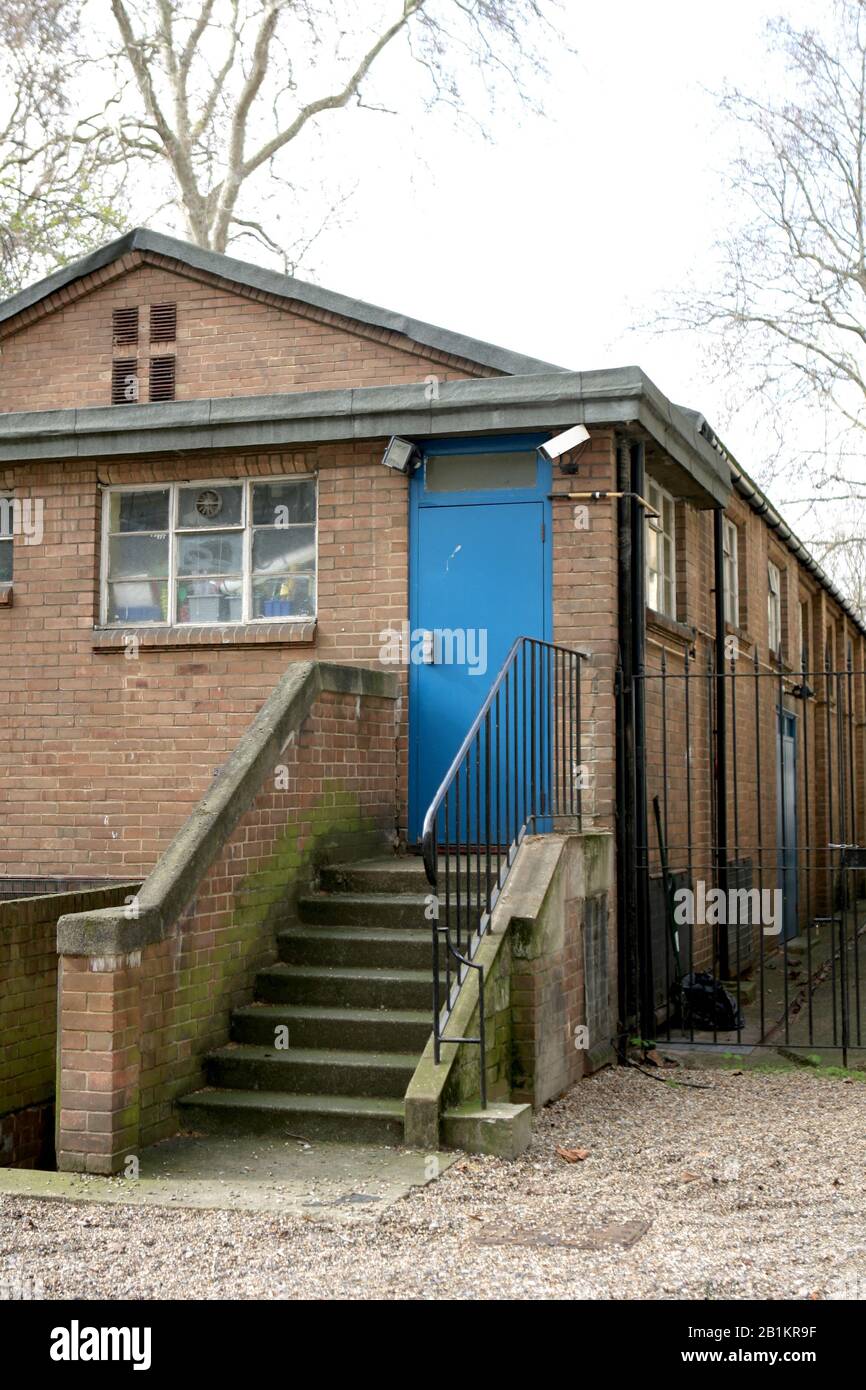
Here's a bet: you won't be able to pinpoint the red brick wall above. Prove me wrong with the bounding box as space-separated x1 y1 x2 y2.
0 429 623 879
0 252 494 414
642 485 866 980
56 683 398 1174
0 883 137 1166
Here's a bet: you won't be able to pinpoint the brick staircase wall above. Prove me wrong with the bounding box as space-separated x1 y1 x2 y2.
54 663 399 1174
0 883 139 1167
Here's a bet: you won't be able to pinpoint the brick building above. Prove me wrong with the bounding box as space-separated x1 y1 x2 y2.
0 228 862 1171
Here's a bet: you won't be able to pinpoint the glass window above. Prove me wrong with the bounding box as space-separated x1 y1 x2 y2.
106 488 170 624
0 497 12 584
768 562 782 656
723 518 739 627
102 477 316 626
251 479 316 620
424 452 537 492
646 479 677 619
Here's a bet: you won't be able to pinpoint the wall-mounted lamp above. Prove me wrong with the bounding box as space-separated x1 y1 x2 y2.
381 436 421 474
537 423 591 474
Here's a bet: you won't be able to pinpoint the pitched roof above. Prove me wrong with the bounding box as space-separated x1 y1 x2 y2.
0 226 567 378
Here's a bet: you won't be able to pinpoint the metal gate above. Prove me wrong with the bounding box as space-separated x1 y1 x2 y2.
619 648 866 1062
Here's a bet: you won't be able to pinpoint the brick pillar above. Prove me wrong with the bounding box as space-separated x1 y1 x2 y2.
57 954 142 1175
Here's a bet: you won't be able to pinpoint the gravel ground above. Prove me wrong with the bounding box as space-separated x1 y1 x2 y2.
1 1067 864 1301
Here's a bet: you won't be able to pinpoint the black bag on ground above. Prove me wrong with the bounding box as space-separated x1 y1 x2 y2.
677 971 744 1032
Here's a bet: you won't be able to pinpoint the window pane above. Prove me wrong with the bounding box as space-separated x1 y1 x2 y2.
252 479 316 526
252 574 315 619
109 490 169 533
107 581 167 623
177 531 243 576
178 484 243 529
0 500 12 539
646 528 659 570
424 453 537 493
0 539 11 583
108 533 169 580
252 525 315 574
647 570 660 611
176 579 242 624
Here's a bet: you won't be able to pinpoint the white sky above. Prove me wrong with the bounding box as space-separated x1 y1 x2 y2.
106 0 850 536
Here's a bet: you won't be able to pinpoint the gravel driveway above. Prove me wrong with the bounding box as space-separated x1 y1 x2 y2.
1 1067 863 1301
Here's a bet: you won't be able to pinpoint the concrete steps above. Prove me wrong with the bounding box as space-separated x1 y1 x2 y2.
230 1002 431 1051
255 962 433 1010
179 856 436 1145
205 1044 418 1097
276 924 442 971
178 1089 405 1144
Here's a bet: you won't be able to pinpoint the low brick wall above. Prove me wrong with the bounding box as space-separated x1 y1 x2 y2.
55 662 398 1174
0 884 139 1168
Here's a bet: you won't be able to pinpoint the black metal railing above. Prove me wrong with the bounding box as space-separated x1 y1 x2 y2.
623 646 866 1062
421 636 588 1105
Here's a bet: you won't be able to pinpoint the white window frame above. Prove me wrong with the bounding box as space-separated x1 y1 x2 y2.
798 599 809 673
768 561 782 656
646 478 677 620
722 517 739 628
99 475 318 627
0 495 13 586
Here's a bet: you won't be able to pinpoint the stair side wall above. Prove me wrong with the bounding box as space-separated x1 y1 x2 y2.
55 680 399 1174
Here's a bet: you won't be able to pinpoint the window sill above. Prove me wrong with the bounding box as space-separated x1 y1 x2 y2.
645 607 696 647
92 619 317 651
0 586 11 607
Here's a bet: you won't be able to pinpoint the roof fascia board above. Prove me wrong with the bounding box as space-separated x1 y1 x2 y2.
0 370 732 506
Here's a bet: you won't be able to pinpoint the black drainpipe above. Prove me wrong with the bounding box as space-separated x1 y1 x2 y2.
615 436 655 1044
615 438 636 1047
630 440 655 1038
712 506 730 979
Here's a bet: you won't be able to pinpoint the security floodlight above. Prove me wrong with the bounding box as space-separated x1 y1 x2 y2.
382 436 420 474
538 424 591 471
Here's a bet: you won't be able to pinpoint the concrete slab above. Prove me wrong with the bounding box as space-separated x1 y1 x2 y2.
0 1132 458 1221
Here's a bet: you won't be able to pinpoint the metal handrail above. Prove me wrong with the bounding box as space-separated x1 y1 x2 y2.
421 636 588 1105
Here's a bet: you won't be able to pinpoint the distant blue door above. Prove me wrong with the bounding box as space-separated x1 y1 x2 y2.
408 439 551 841
776 710 799 941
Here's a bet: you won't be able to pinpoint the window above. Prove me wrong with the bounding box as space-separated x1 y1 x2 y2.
799 599 809 672
722 517 739 627
768 562 782 656
646 479 677 619
0 496 12 585
101 477 316 626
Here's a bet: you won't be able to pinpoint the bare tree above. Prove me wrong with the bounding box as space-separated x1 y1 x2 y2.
658 1 866 495
100 0 562 262
808 510 866 621
0 1 128 294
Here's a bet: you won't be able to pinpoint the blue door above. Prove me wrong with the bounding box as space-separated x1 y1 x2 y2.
776 709 799 941
408 438 551 841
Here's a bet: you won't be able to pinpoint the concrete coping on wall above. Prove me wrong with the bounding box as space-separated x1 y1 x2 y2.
1 882 142 930
56 661 398 958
